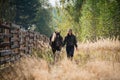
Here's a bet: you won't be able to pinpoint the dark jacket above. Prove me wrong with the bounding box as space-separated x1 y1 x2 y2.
63 34 77 47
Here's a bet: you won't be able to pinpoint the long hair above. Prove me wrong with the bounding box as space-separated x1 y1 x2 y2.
51 32 56 42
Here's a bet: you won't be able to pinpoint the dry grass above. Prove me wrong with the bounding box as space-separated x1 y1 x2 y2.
75 38 120 64
0 38 120 80
78 38 120 52
1 57 120 80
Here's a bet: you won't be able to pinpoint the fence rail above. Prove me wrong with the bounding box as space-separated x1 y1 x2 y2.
0 22 49 68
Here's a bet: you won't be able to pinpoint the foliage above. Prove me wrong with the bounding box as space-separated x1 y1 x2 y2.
57 0 120 41
35 6 53 37
0 0 16 21
14 0 40 28
1 0 120 39
0 0 53 36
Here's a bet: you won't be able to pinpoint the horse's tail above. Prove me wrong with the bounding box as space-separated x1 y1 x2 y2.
51 32 56 42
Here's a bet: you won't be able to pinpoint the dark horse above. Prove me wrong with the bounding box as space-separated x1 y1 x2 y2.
49 31 63 61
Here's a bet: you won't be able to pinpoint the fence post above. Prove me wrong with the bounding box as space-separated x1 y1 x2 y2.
0 23 11 68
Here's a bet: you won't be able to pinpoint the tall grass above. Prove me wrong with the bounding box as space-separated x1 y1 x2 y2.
75 38 120 65
0 38 120 80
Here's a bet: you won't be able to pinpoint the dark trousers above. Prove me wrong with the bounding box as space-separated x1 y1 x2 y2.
66 46 74 58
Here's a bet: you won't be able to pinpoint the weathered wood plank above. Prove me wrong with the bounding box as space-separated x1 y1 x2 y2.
0 58 11 65
0 24 10 29
0 50 12 57
0 33 12 38
11 23 20 29
11 45 20 49
0 42 10 48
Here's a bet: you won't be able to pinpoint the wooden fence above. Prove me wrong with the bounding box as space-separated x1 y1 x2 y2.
0 22 49 68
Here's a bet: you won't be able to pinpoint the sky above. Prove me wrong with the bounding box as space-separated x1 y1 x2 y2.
49 0 60 7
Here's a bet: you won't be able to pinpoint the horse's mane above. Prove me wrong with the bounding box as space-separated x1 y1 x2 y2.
51 32 56 42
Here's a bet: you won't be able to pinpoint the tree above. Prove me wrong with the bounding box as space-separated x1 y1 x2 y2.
59 0 120 41
35 7 53 37
97 0 119 38
15 0 40 28
0 0 16 22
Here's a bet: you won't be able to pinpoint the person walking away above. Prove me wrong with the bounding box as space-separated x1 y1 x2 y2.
63 29 78 60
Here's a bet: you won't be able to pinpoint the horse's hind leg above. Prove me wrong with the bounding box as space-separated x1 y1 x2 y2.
53 53 56 62
52 49 56 62
55 51 61 63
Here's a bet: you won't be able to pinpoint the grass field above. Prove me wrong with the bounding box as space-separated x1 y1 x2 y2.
1 38 120 80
